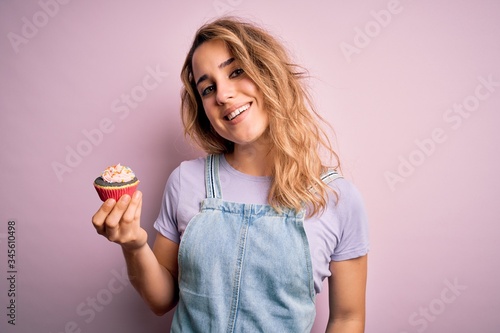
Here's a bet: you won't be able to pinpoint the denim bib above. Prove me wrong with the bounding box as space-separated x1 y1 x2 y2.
171 154 340 332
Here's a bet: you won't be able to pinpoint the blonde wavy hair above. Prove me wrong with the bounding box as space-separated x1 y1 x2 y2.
180 17 340 216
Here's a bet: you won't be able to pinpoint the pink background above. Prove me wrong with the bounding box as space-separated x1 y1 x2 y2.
1 1 499 332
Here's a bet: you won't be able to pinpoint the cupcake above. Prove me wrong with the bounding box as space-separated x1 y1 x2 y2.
93 163 139 202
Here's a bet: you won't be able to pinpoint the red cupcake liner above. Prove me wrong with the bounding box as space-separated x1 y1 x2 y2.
94 181 139 202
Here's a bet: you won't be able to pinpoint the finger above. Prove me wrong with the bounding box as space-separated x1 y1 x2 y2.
105 194 131 240
92 198 116 235
134 191 143 222
122 191 143 226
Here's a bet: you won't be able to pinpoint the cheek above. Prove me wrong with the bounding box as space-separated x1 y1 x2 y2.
242 79 259 95
201 101 215 122
245 81 265 110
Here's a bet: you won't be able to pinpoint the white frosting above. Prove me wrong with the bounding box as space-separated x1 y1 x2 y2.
102 164 136 183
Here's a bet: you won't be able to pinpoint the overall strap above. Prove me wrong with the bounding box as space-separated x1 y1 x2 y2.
205 154 222 199
306 169 342 195
320 169 342 185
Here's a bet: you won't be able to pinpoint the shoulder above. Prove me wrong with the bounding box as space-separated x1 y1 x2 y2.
325 177 370 260
160 156 208 236
321 177 369 234
167 156 205 185
328 177 365 210
304 176 369 284
176 156 206 175
306 176 367 226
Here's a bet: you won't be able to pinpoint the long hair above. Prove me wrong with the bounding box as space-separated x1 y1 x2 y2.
180 17 340 216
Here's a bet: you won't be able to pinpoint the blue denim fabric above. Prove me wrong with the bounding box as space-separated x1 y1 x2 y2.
171 154 339 333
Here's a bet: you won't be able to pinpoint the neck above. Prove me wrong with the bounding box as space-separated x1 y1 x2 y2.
225 143 274 177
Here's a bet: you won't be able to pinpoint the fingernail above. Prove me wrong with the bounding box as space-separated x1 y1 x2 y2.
133 191 142 200
121 195 131 203
105 198 116 206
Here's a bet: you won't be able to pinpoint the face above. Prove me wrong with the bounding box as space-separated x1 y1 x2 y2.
192 39 269 149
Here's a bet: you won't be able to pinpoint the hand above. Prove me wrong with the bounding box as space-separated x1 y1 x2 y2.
92 191 147 252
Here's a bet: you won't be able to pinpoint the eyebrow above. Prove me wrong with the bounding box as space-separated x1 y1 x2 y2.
195 57 235 87
219 57 235 69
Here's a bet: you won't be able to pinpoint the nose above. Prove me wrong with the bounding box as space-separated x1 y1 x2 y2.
215 80 234 105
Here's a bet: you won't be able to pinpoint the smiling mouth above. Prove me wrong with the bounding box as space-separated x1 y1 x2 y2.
226 103 250 121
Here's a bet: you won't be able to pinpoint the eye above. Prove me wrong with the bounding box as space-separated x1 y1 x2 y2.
229 68 244 78
201 85 215 96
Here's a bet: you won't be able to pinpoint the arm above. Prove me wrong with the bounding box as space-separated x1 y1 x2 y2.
124 231 179 315
326 255 367 333
92 191 179 315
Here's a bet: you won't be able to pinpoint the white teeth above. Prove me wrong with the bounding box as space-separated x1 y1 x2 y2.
227 104 250 121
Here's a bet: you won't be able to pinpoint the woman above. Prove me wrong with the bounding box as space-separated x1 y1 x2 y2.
92 17 369 333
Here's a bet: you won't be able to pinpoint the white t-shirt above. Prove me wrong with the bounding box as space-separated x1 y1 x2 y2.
154 155 369 293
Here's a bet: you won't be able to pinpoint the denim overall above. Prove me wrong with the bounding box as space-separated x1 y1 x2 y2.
171 154 340 333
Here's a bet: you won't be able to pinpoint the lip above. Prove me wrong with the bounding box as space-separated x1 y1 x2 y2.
223 102 252 120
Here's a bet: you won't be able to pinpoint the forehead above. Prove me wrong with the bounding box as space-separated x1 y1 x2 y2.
192 39 233 81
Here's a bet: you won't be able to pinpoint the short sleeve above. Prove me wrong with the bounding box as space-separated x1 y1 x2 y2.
330 180 370 261
153 166 181 244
